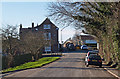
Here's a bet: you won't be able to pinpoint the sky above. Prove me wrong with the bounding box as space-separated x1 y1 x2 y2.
2 2 75 43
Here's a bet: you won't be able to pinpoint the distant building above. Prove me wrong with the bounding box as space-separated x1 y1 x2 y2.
63 38 73 47
19 18 59 53
79 34 98 50
64 34 98 50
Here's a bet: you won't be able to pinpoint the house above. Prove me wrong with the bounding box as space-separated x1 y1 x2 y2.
19 18 59 53
79 34 98 50
64 33 98 50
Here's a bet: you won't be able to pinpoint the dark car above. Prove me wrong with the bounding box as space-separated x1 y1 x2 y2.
67 43 75 50
85 50 99 61
85 54 102 67
86 50 99 57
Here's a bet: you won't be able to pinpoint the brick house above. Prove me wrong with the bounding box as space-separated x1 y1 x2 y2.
19 18 59 53
65 34 98 50
79 34 98 50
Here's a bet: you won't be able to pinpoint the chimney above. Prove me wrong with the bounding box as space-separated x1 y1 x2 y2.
32 22 34 28
37 23 38 26
20 24 22 28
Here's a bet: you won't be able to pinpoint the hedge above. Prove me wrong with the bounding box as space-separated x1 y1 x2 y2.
2 53 42 70
13 54 32 67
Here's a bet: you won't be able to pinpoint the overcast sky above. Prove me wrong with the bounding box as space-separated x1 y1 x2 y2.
2 2 75 43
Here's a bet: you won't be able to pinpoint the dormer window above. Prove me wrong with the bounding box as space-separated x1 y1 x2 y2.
44 24 51 29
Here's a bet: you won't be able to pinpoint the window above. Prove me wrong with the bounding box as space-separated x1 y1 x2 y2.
48 33 51 40
85 40 97 44
48 24 51 28
43 24 51 29
44 33 51 40
35 28 38 31
45 42 51 52
45 46 51 52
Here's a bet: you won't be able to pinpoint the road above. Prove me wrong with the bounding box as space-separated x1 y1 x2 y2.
3 51 117 79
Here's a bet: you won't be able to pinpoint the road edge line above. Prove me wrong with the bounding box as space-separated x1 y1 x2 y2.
104 68 120 79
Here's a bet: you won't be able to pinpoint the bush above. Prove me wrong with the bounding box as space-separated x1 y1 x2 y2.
13 54 33 67
2 57 60 73
2 56 8 69
2 53 32 69
2 53 43 70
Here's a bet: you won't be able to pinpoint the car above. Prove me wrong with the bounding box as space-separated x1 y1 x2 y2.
86 50 99 57
87 46 92 50
68 43 75 50
85 54 102 67
85 50 99 63
81 45 88 50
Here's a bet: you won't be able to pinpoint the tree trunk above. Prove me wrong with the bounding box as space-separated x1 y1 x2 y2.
7 54 13 68
32 55 35 62
35 53 39 60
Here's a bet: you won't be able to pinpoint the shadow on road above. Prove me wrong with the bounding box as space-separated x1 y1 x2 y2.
62 50 91 53
41 66 107 71
57 58 85 62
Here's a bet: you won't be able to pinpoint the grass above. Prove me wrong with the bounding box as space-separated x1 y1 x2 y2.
117 65 120 70
2 57 60 73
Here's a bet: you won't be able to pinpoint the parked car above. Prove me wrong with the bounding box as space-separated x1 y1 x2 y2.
68 43 75 50
86 50 99 57
81 45 88 50
85 50 99 62
85 54 102 67
87 46 92 50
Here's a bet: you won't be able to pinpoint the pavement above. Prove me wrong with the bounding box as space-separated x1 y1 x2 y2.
1 51 120 79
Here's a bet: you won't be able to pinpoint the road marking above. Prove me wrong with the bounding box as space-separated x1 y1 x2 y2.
104 68 120 79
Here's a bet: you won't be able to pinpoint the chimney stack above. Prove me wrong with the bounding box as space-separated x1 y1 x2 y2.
20 24 22 28
32 22 34 28
37 23 38 26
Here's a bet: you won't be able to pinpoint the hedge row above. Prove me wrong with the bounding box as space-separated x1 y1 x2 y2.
2 53 42 70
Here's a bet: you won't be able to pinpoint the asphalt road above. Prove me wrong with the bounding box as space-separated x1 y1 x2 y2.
3 51 117 78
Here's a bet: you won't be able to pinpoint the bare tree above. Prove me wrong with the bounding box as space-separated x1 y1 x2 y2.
22 31 46 61
48 2 84 28
48 2 120 64
1 25 19 67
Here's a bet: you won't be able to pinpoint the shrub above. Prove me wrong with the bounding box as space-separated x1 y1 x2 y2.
13 54 32 67
2 53 33 69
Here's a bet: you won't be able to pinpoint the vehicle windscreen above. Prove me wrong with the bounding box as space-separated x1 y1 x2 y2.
89 53 97 55
89 55 101 60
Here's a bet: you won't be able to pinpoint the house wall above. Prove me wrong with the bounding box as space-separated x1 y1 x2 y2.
19 18 59 53
80 35 98 50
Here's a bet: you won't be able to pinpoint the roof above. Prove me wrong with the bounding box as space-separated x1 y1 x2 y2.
36 18 58 28
80 35 96 40
20 18 58 30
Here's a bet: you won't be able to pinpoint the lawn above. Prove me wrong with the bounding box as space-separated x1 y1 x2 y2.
2 57 60 73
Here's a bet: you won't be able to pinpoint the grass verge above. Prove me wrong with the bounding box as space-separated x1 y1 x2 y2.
2 57 60 73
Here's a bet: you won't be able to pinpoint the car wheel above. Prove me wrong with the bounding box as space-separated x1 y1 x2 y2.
86 64 89 67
